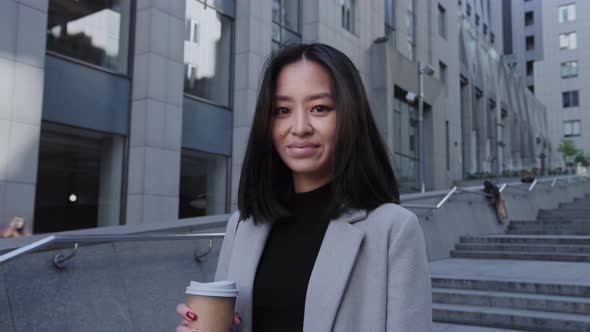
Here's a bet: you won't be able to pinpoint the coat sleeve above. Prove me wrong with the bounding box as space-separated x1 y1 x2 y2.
386 212 432 331
214 211 240 281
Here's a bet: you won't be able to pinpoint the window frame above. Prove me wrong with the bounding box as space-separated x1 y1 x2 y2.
559 31 577 50
341 0 357 35
564 120 581 137
562 90 580 108
525 11 534 26
272 0 302 49
561 60 578 78
183 0 235 109
45 0 134 76
558 3 576 23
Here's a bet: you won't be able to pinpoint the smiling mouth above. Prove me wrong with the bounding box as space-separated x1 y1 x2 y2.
287 145 320 158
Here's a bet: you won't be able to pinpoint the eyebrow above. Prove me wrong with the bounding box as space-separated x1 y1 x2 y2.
274 92 333 102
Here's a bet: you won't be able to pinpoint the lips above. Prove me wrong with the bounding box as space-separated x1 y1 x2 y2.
286 143 320 158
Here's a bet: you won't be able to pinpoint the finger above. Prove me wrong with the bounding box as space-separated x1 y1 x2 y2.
175 324 202 332
232 312 242 326
176 303 198 322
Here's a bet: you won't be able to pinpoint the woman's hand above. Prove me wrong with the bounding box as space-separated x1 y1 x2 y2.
175 303 242 332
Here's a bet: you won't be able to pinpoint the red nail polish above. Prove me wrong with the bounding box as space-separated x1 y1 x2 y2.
186 311 197 321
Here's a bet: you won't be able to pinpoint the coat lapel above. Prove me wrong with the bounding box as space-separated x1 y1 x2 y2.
303 209 367 332
227 217 272 332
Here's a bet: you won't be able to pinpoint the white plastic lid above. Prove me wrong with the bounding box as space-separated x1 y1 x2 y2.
185 280 239 298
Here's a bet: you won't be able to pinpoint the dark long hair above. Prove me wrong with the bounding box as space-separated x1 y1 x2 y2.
238 43 400 223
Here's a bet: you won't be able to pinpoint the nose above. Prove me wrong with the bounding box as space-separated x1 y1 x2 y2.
291 109 312 136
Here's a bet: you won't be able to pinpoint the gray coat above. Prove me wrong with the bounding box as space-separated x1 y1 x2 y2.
215 203 432 332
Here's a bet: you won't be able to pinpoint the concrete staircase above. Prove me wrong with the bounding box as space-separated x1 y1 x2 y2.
451 195 590 262
432 195 590 331
432 274 590 331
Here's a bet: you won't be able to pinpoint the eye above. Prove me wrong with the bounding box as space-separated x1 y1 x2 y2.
311 105 332 113
273 107 290 116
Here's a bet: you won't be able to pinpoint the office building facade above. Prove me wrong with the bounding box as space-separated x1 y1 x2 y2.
0 0 549 233
535 1 589 167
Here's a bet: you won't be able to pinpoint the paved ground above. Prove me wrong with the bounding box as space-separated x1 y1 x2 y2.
430 257 590 285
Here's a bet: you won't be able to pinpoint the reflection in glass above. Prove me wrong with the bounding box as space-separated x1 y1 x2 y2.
558 4 576 23
561 61 578 78
46 0 131 74
179 149 228 218
34 123 124 233
341 0 356 33
393 96 418 193
559 32 577 50
184 0 233 106
281 0 299 32
272 0 301 50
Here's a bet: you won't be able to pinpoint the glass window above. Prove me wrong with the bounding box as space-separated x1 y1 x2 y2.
439 61 447 83
385 0 396 48
564 120 581 137
385 0 395 28
525 11 534 26
561 60 578 78
272 0 301 50
392 95 419 193
184 0 233 106
34 123 124 233
280 0 299 33
341 0 356 34
438 4 447 39
558 4 576 23
526 60 534 76
179 149 228 218
407 0 416 60
562 90 579 108
46 0 132 74
560 32 577 49
526 35 535 50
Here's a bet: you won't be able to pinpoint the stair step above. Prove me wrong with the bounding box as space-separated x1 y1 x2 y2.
451 250 590 262
432 287 590 315
460 235 590 245
511 220 590 225
433 322 528 332
455 243 590 253
431 275 590 297
432 303 590 332
506 230 590 235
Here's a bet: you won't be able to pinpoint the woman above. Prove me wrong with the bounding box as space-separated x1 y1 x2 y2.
176 43 432 332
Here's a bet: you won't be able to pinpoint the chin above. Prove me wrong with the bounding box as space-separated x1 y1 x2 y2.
284 161 318 173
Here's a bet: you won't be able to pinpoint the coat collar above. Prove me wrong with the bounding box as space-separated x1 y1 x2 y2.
303 209 367 332
228 209 368 332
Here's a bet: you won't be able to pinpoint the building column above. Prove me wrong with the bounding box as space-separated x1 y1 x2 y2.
230 0 272 211
0 0 48 230
126 1 186 224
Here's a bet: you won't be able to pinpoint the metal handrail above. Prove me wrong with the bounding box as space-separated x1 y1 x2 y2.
402 186 458 209
404 175 587 208
1 176 586 264
0 233 224 265
456 187 494 197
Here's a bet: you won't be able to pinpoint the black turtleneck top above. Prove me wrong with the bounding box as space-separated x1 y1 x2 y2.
252 181 334 332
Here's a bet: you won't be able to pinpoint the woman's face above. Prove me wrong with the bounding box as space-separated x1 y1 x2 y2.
272 59 337 188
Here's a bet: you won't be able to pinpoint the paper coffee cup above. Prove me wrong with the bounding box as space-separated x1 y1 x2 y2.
185 281 239 332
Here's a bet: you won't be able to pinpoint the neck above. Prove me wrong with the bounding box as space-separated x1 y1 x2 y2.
292 173 334 193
